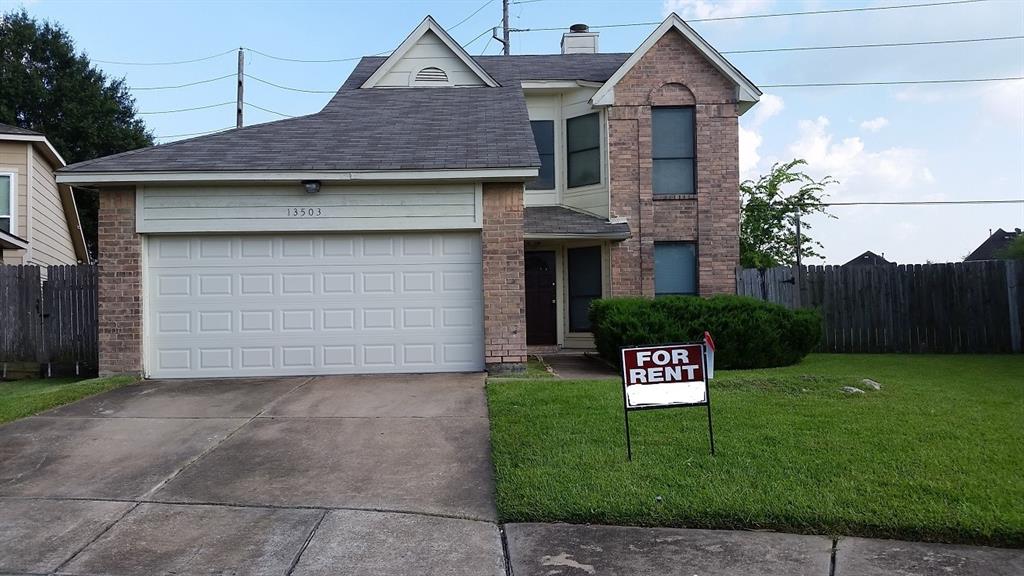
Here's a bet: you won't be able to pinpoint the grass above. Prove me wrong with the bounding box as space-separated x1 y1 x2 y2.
487 354 1024 547
489 356 555 380
0 375 139 424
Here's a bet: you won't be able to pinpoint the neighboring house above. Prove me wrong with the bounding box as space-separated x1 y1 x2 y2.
964 228 1022 261
56 14 760 378
843 251 892 267
0 123 89 272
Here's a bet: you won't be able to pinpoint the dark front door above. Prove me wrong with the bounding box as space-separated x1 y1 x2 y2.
525 250 557 345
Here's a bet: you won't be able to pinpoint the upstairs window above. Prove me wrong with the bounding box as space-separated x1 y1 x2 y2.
652 107 696 195
527 120 555 190
0 173 13 234
654 242 698 296
567 113 600 188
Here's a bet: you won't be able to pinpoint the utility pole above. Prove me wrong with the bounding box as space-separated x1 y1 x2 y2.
502 0 510 55
236 48 244 128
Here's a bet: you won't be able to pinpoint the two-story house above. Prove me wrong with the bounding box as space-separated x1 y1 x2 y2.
0 124 89 270
56 13 760 378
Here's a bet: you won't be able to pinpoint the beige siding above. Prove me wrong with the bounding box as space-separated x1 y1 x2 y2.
376 30 486 87
0 142 28 265
137 183 483 233
523 88 609 218
28 150 77 266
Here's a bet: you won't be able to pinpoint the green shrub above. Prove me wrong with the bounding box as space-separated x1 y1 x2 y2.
589 295 821 369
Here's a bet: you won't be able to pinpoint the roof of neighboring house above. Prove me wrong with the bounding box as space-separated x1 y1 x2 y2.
964 228 1022 261
524 206 631 239
843 250 892 266
0 122 42 136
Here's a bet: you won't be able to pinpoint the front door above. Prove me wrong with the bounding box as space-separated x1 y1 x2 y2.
525 250 557 345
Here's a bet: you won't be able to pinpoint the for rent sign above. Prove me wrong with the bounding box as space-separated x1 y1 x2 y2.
621 343 707 408
619 335 717 458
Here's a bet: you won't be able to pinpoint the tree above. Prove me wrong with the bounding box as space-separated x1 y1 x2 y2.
1 10 152 256
997 234 1024 260
740 159 836 269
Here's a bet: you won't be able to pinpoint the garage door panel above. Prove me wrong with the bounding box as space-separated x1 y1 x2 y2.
147 235 480 267
146 233 484 378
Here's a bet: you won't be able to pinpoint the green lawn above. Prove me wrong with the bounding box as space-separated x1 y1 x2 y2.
487 354 1024 547
0 375 139 424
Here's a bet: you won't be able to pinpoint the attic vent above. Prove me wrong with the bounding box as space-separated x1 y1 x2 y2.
414 67 449 85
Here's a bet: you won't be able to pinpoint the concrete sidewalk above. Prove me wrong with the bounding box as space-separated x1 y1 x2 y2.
504 523 1024 576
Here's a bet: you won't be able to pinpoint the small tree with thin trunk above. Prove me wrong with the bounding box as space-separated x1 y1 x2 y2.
740 159 836 269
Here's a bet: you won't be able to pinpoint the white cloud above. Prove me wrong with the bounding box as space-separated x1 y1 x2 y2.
739 125 762 177
981 79 1024 124
750 93 784 128
663 0 773 19
788 116 934 201
738 93 784 177
860 117 889 132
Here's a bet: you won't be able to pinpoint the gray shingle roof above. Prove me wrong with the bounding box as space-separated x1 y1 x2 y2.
0 122 42 136
61 53 631 175
525 206 630 238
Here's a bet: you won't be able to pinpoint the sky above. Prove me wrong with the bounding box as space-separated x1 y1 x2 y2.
2 0 1022 264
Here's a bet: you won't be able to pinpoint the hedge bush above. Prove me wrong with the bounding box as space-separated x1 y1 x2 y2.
589 295 821 370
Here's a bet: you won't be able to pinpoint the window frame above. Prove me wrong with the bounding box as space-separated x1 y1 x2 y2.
566 112 601 189
0 172 15 236
526 120 556 191
654 241 699 296
652 106 697 196
567 245 603 333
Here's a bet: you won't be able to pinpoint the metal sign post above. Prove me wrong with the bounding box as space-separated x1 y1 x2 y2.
620 333 717 460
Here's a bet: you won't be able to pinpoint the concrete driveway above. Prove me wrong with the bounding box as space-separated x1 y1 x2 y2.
0 373 504 576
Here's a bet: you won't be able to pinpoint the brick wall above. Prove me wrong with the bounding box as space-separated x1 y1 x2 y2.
609 29 741 296
97 187 143 376
481 182 526 372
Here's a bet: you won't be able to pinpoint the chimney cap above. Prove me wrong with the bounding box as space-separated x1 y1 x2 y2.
569 23 590 33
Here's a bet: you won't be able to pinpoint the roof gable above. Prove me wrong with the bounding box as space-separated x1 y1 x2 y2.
361 16 499 88
591 13 761 113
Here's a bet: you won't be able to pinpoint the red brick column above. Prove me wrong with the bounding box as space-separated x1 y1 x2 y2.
98 187 143 376
607 29 741 296
481 182 526 372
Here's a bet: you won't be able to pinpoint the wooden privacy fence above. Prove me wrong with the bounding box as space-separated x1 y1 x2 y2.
0 264 98 374
737 261 1023 354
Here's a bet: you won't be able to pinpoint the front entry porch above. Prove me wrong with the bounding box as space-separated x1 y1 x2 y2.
522 205 631 351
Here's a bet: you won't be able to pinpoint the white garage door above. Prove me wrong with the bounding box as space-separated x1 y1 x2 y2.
145 233 484 378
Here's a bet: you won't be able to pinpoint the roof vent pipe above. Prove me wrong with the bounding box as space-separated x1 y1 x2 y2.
562 23 598 54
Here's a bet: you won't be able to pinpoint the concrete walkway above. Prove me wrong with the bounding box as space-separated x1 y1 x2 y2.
2 373 1021 575
543 353 618 379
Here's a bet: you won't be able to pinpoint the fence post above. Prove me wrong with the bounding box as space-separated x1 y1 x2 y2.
1007 259 1022 353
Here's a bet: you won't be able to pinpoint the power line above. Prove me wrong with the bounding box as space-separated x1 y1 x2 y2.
243 74 338 94
138 101 234 115
511 0 989 32
244 47 391 64
92 49 236 66
465 26 497 48
722 34 1024 55
823 199 1024 206
130 73 234 91
449 0 495 31
244 102 298 118
761 76 1024 88
154 126 234 140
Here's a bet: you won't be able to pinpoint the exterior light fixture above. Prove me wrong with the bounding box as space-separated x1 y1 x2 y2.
303 180 321 194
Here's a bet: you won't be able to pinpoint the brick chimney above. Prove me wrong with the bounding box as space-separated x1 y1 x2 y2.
561 23 599 54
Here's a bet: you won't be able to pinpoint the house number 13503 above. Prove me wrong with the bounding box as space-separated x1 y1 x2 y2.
287 207 324 217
